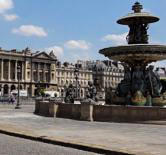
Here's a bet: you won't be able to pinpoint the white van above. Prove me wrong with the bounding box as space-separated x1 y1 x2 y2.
11 90 28 97
44 91 59 98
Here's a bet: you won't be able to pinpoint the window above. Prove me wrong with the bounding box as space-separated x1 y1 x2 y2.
35 63 38 70
33 71 37 81
39 72 43 81
45 72 49 82
40 63 44 69
27 72 30 79
52 73 54 80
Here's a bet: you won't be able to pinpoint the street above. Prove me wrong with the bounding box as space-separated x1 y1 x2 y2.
0 133 101 155
0 105 166 155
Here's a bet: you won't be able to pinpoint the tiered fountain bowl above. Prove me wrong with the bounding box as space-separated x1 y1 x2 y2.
99 2 166 106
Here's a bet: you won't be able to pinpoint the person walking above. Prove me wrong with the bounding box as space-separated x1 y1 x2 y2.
10 94 16 104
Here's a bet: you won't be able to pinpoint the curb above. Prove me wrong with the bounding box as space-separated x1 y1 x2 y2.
0 128 132 155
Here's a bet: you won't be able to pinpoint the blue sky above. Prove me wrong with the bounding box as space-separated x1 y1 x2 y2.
0 0 166 66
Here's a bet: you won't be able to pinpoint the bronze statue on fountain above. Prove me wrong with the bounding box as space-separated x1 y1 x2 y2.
100 2 166 106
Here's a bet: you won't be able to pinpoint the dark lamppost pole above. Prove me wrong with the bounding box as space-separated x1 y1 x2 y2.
74 68 79 99
15 65 21 109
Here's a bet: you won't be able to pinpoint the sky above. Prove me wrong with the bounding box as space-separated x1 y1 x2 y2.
0 0 166 67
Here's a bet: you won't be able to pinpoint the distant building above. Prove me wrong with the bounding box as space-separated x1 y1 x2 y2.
56 61 93 98
0 48 57 96
77 60 124 90
0 47 125 98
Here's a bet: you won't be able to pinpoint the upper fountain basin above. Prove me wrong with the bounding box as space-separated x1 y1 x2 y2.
99 44 166 64
117 12 159 25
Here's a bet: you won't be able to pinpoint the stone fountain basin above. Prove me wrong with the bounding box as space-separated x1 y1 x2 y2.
99 44 166 64
117 12 159 25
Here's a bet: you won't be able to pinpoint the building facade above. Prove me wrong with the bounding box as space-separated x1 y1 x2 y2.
0 47 124 98
55 60 124 98
0 48 57 96
77 60 124 90
56 62 93 98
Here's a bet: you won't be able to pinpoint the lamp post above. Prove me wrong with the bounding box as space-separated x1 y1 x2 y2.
15 65 21 109
74 68 79 99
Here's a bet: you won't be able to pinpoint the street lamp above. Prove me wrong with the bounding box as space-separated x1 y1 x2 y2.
15 65 21 109
74 68 79 99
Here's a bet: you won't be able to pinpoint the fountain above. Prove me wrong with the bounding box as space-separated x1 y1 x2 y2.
100 2 166 106
35 2 166 122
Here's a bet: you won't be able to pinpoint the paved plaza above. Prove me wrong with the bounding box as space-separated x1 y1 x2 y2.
0 105 166 155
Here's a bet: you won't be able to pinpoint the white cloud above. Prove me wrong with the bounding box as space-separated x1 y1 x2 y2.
65 40 91 50
102 32 128 45
0 0 13 13
0 0 19 22
150 60 166 68
12 25 48 37
45 46 64 58
3 13 18 21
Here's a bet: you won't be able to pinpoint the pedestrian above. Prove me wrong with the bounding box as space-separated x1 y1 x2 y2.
11 94 16 104
8 94 12 104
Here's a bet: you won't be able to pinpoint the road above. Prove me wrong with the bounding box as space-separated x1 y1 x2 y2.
0 105 166 154
0 133 101 155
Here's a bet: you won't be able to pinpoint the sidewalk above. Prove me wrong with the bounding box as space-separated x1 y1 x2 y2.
0 105 166 155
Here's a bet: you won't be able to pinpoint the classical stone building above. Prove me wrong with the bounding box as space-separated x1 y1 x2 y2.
55 60 124 98
0 47 124 98
0 48 57 96
77 60 124 90
56 62 93 98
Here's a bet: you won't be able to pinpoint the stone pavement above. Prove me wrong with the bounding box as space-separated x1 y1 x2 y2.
0 105 166 155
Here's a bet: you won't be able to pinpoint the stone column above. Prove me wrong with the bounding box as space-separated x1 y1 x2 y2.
8 60 11 81
1 84 3 96
49 64 51 83
24 61 27 81
21 62 24 81
43 63 46 82
1 59 4 81
15 60 17 81
31 63 34 82
37 63 40 81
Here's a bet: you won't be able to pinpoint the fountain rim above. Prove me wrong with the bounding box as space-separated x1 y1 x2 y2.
99 44 166 63
117 12 159 25
99 44 166 55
